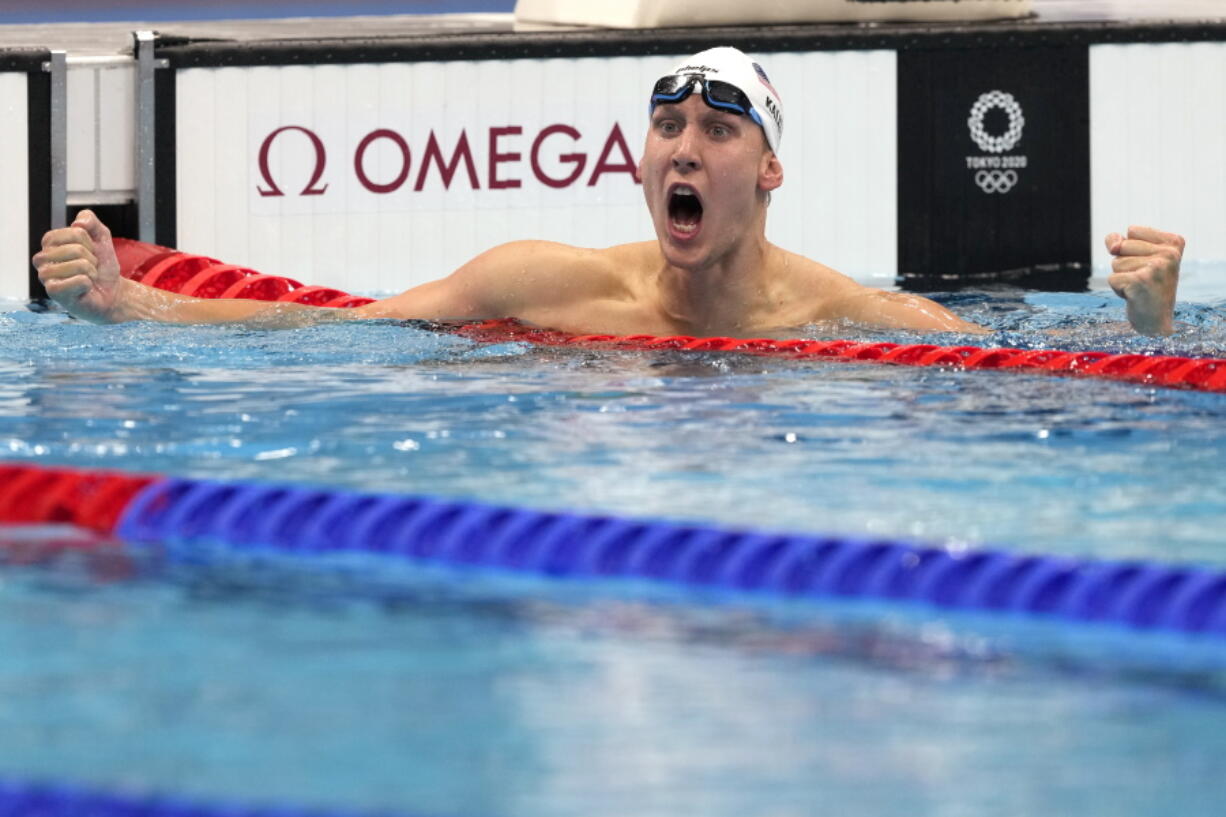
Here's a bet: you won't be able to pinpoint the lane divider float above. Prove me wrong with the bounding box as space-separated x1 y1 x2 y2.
113 238 375 309
111 238 1226 394
452 319 1226 392
3 462 1226 639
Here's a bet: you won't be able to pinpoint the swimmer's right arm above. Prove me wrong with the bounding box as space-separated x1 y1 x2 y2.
34 212 332 325
33 211 514 326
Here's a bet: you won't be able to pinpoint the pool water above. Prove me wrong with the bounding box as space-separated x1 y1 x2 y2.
4 275 1226 561
1 546 1226 817
1 271 1225 816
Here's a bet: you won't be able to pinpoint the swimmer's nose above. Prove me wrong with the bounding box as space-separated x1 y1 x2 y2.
671 132 701 172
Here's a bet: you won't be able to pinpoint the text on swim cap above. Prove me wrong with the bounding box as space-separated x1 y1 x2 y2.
763 96 783 131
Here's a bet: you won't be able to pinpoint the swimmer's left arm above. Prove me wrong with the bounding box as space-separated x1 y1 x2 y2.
821 287 988 335
822 223 1184 338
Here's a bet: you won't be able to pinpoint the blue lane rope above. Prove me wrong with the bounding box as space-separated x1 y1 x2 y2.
114 477 1226 639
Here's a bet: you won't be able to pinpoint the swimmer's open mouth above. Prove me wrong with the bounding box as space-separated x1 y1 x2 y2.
668 184 703 235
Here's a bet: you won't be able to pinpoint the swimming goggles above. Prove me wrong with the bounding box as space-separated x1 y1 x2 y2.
649 73 766 130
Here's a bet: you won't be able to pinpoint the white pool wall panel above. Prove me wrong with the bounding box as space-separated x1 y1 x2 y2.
174 50 898 293
65 59 136 205
0 72 28 301
769 50 897 286
1090 42 1226 269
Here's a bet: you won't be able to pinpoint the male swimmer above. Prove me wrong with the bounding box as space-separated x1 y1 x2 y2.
33 47 1184 337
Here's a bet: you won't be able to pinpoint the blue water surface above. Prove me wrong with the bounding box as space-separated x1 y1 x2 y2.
1 274 1226 816
3 279 1225 561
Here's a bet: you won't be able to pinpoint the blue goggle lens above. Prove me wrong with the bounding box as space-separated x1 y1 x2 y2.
649 74 756 120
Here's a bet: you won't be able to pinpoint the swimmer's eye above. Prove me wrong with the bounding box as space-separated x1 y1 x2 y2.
655 119 681 135
709 124 731 139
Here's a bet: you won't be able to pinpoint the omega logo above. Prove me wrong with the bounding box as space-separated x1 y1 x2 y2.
257 126 329 196
256 122 640 197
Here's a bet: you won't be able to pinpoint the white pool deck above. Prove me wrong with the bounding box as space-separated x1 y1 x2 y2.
0 1 1223 56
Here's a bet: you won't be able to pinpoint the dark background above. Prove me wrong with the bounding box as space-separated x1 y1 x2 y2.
897 46 1091 290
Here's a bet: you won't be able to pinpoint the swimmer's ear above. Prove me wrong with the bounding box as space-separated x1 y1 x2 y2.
758 152 783 193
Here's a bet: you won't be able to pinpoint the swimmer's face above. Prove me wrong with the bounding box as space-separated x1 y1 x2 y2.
639 94 783 271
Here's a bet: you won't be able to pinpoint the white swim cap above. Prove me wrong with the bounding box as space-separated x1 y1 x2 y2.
650 46 783 153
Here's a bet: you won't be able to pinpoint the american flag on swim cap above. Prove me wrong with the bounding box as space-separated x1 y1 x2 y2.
753 62 779 100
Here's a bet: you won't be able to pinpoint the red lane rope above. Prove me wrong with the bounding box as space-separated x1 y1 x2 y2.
113 238 375 310
111 239 1226 393
0 464 155 536
450 320 1226 392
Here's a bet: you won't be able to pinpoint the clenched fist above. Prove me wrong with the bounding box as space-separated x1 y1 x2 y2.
32 210 125 323
1104 225 1184 337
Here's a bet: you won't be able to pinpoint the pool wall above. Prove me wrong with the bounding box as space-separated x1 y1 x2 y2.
171 49 897 294
0 50 41 302
160 23 1226 296
4 15 1226 300
0 70 29 299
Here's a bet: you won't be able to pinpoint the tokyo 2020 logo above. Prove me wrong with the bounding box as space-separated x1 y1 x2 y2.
967 90 1024 154
965 90 1027 194
974 169 1018 194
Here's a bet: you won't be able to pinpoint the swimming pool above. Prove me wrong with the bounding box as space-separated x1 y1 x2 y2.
2 269 1226 816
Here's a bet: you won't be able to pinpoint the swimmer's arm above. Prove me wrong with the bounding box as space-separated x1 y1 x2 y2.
117 280 354 326
114 261 504 327
817 224 1184 338
821 287 988 334
102 273 484 327
36 212 572 326
120 240 601 325
33 212 331 325
354 240 606 323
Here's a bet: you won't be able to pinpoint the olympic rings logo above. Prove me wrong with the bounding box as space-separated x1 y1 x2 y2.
967 90 1024 154
975 169 1018 194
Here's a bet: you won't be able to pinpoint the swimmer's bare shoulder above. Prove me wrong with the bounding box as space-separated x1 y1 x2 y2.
778 248 986 334
360 239 639 328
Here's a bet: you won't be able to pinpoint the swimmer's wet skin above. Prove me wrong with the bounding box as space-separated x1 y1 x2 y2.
32 47 1184 338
